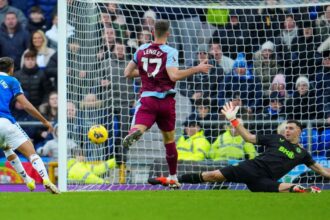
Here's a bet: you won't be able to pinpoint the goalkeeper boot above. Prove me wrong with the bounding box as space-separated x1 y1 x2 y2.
291 185 321 193
123 128 142 148
26 179 36 192
306 186 321 193
43 179 60 194
148 177 181 189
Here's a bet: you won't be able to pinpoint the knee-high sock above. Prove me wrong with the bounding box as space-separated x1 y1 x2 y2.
5 149 32 183
179 173 204 184
165 142 178 176
29 154 49 180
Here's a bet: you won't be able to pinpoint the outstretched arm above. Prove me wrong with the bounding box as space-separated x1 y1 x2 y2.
166 60 213 82
124 61 139 78
16 94 53 133
309 163 330 179
221 102 257 144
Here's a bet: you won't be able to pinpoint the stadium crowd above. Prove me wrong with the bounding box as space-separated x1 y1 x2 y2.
0 0 330 175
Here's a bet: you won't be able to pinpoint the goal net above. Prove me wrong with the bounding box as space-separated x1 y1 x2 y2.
61 0 330 191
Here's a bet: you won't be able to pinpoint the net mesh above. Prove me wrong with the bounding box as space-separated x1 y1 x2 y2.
65 0 330 190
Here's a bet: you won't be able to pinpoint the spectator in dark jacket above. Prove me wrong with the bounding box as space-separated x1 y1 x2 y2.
218 53 263 112
27 0 57 28
26 6 47 34
0 0 27 27
39 91 58 122
187 99 220 143
315 49 330 120
290 20 321 84
14 50 52 108
0 11 29 69
286 76 317 120
257 91 286 134
45 51 57 89
212 9 251 60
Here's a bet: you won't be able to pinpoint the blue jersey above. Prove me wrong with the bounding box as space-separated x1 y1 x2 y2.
0 72 23 123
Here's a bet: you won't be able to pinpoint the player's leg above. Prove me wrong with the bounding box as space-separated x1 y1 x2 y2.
3 146 35 191
16 140 60 194
153 96 181 188
123 98 156 148
162 130 181 188
278 183 321 193
179 170 227 184
4 121 59 194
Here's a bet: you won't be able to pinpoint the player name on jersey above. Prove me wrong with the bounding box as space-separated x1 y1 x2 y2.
144 49 164 57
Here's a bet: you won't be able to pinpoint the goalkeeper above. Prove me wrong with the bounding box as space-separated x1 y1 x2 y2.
178 102 330 193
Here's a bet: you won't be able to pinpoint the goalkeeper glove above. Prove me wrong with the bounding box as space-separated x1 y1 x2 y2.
221 102 240 127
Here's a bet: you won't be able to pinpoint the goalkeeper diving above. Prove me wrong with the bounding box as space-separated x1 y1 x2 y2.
151 102 330 193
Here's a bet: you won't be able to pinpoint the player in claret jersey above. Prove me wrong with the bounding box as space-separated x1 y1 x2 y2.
123 20 213 188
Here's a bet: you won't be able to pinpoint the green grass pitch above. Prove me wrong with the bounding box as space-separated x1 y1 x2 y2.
0 190 329 220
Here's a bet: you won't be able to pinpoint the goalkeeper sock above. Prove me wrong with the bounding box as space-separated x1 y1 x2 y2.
29 154 50 180
179 173 204 184
165 142 178 175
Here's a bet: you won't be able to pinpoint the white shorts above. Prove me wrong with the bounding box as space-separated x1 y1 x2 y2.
0 118 29 150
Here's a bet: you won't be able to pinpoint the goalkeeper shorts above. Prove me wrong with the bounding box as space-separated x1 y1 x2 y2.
220 160 280 192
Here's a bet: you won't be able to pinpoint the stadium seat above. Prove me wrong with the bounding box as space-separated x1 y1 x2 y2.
300 129 321 156
320 129 330 158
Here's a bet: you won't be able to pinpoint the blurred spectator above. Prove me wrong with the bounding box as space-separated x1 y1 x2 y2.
28 0 57 28
212 9 250 59
45 51 57 89
21 29 55 69
209 42 234 75
0 0 27 27
254 0 285 44
209 118 257 161
178 45 206 105
106 3 129 40
158 7 206 67
39 91 58 122
315 49 330 120
0 11 29 69
176 120 211 161
142 9 156 32
188 99 219 143
205 1 229 26
257 91 286 121
269 73 288 98
46 13 75 49
318 36 330 53
14 50 52 108
218 53 262 112
275 14 300 69
103 42 134 160
316 5 330 42
78 93 115 160
253 41 282 97
26 6 47 33
291 20 321 84
37 124 77 161
97 25 117 61
286 76 317 120
137 30 152 46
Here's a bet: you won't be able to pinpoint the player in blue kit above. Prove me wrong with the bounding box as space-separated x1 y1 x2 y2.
0 57 59 194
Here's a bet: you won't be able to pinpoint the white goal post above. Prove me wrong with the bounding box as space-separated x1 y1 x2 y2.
58 0 330 192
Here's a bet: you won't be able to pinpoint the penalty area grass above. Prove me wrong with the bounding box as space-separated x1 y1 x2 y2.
0 190 329 220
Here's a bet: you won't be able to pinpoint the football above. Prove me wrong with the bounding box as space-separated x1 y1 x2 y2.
87 125 108 144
